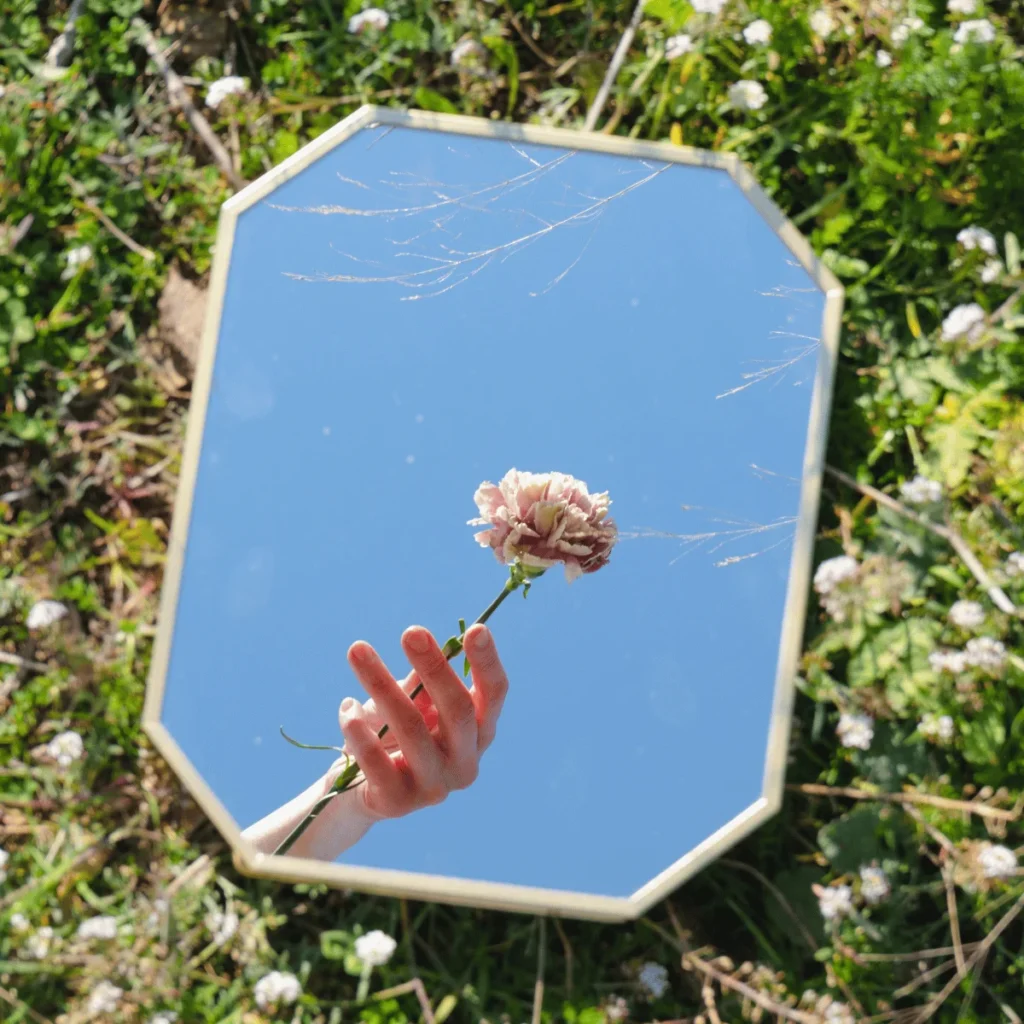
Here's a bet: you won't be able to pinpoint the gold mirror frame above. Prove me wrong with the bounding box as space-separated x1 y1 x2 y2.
142 104 844 922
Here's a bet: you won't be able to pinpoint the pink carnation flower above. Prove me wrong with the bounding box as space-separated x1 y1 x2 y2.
469 470 618 582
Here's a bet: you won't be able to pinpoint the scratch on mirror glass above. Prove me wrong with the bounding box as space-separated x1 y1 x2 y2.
269 143 670 300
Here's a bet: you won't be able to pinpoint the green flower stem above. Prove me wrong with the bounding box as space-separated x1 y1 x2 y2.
273 573 526 858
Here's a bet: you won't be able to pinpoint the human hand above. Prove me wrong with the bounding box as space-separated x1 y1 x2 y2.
332 623 509 821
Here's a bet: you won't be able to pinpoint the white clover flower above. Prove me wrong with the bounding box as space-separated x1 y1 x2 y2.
87 980 123 1017
957 225 998 255
26 599 68 630
46 730 84 768
604 996 630 1022
60 245 92 280
964 636 1006 671
0 847 8 884
818 884 853 921
742 19 773 45
899 474 943 504
980 259 1003 283
26 926 54 960
837 712 874 751
637 961 669 999
10 912 31 933
891 16 924 45
929 649 969 674
813 554 859 594
859 865 890 905
254 971 302 1010
919 713 955 743
1006 551 1024 576
205 75 247 110
875 49 893 67
665 34 694 59
810 9 835 37
728 80 767 111
206 908 239 945
823 1003 856 1024
941 302 987 342
954 18 995 43
691 0 728 13
76 915 118 941
948 0 977 12
978 843 1017 879
348 8 390 34
149 1014 178 1024
450 38 487 67
355 929 398 967
948 599 985 629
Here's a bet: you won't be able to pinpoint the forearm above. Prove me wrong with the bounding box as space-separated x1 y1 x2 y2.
241 762 376 861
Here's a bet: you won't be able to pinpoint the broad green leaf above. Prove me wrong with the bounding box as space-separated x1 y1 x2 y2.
962 705 1006 766
413 87 459 114
818 805 886 873
643 0 693 32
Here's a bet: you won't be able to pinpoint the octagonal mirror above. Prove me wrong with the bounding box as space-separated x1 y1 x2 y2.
143 105 842 922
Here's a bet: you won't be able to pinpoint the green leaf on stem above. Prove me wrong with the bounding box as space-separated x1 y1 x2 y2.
463 655 471 678
279 726 344 753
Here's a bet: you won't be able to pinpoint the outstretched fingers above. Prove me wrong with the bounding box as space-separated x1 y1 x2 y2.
463 625 508 753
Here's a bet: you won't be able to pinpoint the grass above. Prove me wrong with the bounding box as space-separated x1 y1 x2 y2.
2 0 1024 1021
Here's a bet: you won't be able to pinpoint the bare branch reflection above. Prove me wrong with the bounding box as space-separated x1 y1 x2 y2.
268 141 671 300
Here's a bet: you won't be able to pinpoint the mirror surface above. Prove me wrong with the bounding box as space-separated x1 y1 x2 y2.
159 122 829 900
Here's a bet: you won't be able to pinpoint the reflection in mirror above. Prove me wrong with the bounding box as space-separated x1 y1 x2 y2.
156 119 833 905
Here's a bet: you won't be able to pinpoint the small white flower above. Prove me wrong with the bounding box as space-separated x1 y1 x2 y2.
355 929 398 967
875 49 893 67
1006 551 1024 576
948 0 977 12
929 649 969 674
604 996 630 1022
60 245 92 280
957 225 998 255
818 884 854 921
813 555 859 595
205 908 239 945
823 1003 856 1024
891 15 924 46
87 980 123 1017
810 9 835 37
980 259 1003 283
948 599 985 629
728 80 768 111
637 961 669 999
76 915 118 941
837 712 874 751
859 866 890 905
26 599 68 630
691 0 728 13
665 34 694 59
26 926 54 959
204 75 247 110
348 7 390 34
919 713 955 743
46 730 84 768
451 38 487 67
964 636 1007 671
149 1014 178 1024
253 970 302 1010
899 474 943 504
146 897 169 933
0 85 6 99
743 19 773 45
954 18 995 43
978 843 1017 879
0 847 8 883
10 912 31 933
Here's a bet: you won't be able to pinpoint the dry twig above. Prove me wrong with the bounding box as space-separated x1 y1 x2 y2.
825 466 1018 615
682 955 819 1024
791 782 1019 822
583 0 645 131
131 18 245 191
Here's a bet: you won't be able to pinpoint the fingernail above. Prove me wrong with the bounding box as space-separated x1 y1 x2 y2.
472 627 490 650
341 697 360 718
405 629 430 653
